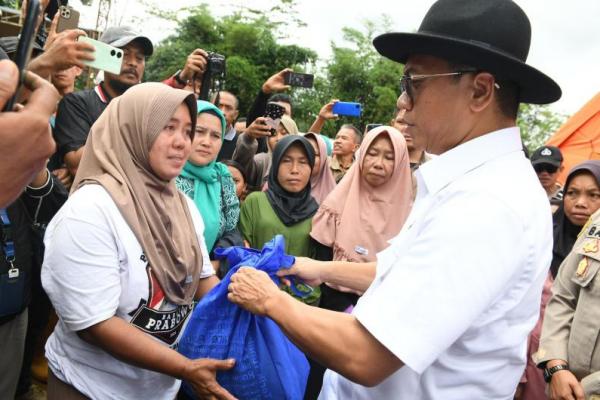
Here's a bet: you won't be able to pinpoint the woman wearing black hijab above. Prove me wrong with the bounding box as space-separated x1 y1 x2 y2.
238 135 320 304
518 160 600 399
551 161 600 278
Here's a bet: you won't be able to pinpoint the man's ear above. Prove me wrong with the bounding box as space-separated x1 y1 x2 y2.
470 72 496 113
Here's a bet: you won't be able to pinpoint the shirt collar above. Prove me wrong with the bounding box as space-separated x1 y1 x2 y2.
223 126 237 141
416 127 523 196
95 82 113 104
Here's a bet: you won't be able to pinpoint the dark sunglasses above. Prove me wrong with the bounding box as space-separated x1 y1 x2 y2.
534 164 558 174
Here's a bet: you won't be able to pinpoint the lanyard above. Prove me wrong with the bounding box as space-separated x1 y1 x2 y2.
0 208 18 277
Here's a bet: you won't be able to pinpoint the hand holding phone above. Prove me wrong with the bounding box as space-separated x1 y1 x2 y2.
246 117 272 139
37 29 94 72
284 71 314 88
264 102 286 136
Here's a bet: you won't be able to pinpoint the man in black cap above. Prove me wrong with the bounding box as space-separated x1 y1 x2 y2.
53 26 154 178
223 1 563 399
531 145 565 210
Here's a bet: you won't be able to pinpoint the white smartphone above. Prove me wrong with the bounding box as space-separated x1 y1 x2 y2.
78 36 123 75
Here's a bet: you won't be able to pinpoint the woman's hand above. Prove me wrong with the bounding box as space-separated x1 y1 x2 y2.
182 358 237 400
549 369 585 400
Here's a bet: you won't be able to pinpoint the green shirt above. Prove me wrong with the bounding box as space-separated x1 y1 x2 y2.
239 191 319 304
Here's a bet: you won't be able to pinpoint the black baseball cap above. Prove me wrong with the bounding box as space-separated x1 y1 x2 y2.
531 146 563 167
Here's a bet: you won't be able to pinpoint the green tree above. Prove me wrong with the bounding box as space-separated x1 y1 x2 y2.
144 5 317 116
517 104 568 151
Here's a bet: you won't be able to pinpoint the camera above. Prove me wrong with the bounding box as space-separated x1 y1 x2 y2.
198 52 226 102
206 52 226 76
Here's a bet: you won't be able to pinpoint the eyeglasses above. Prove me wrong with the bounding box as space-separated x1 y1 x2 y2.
534 164 559 174
399 70 500 103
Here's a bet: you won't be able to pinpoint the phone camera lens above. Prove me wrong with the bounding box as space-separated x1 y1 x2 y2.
110 50 115 56
117 52 122 59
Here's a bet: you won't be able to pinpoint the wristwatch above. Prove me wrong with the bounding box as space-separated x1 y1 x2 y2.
174 69 188 86
543 364 570 383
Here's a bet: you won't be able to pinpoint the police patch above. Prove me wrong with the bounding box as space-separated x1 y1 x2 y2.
585 224 600 239
583 238 600 254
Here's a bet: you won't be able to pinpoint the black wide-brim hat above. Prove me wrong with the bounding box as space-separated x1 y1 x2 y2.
374 0 561 104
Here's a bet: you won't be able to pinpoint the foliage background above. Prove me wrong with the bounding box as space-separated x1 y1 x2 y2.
1 0 567 147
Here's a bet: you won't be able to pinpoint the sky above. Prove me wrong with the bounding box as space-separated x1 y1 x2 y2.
71 0 600 116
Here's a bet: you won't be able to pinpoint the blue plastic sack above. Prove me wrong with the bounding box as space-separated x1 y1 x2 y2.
178 235 309 400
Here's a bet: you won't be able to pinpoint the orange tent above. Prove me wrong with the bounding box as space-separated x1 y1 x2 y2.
546 92 600 184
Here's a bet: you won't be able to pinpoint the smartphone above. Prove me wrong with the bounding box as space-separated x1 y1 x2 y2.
3 0 40 112
284 71 314 88
366 123 383 132
333 101 362 117
78 36 123 75
56 5 80 33
264 102 286 136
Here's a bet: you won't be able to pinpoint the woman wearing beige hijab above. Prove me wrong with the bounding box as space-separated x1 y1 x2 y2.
41 83 235 400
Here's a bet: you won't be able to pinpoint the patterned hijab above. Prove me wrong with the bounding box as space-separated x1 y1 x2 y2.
179 101 232 250
310 126 413 262
72 83 201 305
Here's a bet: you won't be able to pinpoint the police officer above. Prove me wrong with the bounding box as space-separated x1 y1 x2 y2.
536 209 600 400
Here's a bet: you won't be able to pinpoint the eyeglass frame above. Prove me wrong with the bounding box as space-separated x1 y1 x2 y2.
399 70 501 104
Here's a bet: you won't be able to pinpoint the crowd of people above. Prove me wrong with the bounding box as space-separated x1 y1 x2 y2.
1 0 599 399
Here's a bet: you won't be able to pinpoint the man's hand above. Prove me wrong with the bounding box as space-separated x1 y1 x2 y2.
549 370 585 400
227 267 282 316
44 12 60 50
30 29 94 76
180 49 208 82
0 60 19 110
245 117 272 140
276 257 324 287
318 100 339 120
262 68 292 94
181 358 237 400
52 167 73 189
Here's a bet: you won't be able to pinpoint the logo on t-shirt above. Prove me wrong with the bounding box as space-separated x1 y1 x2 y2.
129 266 194 346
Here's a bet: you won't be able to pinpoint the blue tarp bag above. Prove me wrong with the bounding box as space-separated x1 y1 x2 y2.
178 235 309 399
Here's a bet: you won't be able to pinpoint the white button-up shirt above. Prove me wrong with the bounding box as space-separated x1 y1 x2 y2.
319 127 552 400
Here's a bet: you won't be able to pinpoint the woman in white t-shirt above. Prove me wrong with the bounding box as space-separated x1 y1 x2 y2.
42 83 236 400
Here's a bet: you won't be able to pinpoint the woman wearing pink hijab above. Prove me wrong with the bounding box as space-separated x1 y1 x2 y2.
309 124 413 311
303 126 413 400
304 132 336 204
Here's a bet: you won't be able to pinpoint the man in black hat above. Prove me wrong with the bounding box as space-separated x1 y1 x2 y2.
53 26 154 178
531 145 565 210
224 1 562 398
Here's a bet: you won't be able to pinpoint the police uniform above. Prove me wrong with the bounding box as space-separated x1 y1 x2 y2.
536 209 600 398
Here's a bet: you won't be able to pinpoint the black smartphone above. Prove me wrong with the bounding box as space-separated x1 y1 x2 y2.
264 102 286 136
3 0 40 112
366 123 383 132
284 71 314 88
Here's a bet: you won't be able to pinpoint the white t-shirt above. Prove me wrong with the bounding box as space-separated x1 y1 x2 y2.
42 184 214 400
319 128 552 399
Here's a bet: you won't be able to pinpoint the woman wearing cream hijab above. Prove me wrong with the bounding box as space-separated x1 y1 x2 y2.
42 83 235 400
